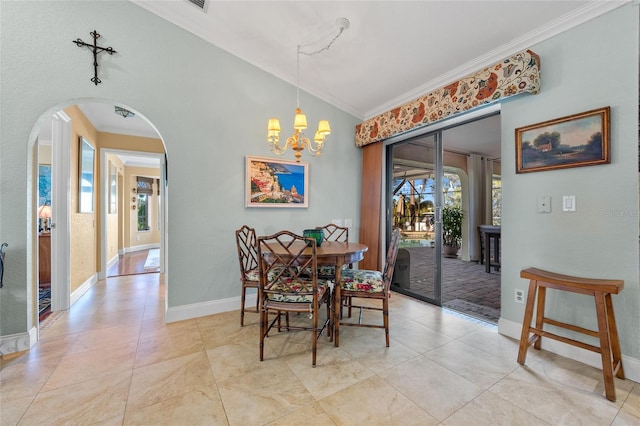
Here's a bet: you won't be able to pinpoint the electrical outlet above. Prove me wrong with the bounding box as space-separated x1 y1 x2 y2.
515 289 525 304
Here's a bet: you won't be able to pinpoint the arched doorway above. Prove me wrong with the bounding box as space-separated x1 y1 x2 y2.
33 100 168 329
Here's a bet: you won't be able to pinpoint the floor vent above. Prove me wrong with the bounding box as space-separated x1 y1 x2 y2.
187 0 206 11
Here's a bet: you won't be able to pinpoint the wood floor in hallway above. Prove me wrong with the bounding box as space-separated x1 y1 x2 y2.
107 249 160 277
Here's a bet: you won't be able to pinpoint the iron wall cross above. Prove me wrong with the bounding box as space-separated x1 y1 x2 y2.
73 30 117 86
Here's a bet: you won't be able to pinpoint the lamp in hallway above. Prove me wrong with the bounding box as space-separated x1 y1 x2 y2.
266 17 349 163
38 204 52 232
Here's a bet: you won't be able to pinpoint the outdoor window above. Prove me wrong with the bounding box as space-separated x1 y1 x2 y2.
137 177 153 231
492 175 502 225
392 172 461 232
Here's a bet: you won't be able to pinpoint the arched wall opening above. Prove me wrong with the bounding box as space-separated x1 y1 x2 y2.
29 98 168 340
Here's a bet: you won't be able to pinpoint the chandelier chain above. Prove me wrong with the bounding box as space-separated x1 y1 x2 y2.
298 25 347 57
296 21 348 108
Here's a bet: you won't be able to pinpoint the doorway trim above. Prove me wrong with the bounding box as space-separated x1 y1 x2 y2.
50 111 71 312
99 148 167 280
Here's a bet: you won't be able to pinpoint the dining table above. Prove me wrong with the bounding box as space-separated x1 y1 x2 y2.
262 240 368 347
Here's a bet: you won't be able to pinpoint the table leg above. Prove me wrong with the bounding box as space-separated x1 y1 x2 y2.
494 236 500 271
333 260 344 347
484 233 491 273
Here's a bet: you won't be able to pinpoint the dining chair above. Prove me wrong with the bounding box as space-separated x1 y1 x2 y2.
315 223 349 279
235 225 260 326
257 230 331 367
338 228 401 347
315 223 356 318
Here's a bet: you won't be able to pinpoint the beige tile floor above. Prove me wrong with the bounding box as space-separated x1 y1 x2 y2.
2 272 639 425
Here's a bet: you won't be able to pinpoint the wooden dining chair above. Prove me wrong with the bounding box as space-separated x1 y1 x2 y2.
315 223 350 279
338 228 401 347
235 225 260 326
315 223 356 317
257 230 331 367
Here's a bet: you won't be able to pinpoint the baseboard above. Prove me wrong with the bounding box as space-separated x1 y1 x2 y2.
107 254 119 269
0 326 38 355
70 274 97 306
499 316 640 383
124 244 160 253
165 294 256 323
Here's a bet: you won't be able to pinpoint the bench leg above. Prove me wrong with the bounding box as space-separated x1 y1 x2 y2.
534 286 546 350
595 292 617 402
517 280 539 365
605 294 625 380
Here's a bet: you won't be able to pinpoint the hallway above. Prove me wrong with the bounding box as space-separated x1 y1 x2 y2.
1 273 638 424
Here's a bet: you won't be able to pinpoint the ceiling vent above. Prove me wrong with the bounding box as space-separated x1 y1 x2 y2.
186 0 207 12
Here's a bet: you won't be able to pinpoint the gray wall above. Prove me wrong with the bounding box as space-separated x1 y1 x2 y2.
0 1 362 336
501 4 639 361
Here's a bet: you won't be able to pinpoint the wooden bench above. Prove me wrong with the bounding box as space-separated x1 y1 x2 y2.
517 267 625 401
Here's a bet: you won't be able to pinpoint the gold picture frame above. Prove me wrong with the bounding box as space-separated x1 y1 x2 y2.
516 106 610 174
245 156 309 208
78 136 95 213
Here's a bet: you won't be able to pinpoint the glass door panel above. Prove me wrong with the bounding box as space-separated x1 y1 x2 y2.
388 132 442 305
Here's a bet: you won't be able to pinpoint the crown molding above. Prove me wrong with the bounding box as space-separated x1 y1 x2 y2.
364 1 630 120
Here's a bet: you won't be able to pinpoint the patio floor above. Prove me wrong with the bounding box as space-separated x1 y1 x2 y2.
391 246 501 324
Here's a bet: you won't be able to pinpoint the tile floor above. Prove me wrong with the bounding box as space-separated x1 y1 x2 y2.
1 273 639 425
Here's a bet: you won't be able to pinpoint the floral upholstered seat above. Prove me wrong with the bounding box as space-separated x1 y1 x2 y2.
340 269 384 293
246 266 291 283
266 278 330 303
245 268 259 282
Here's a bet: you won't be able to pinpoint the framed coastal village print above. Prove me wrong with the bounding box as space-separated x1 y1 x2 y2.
516 106 610 174
245 156 309 208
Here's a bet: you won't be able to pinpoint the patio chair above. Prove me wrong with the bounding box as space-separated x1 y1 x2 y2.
235 225 260 326
257 230 331 367
338 228 401 347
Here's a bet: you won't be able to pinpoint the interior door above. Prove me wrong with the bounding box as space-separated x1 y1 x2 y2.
388 131 443 305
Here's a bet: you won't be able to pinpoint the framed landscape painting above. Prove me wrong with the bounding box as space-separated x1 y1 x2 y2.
516 106 610 174
245 156 309 208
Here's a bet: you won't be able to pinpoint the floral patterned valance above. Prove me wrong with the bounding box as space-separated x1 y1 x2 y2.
355 49 541 147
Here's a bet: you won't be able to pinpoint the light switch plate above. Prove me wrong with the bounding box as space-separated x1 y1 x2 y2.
331 219 343 227
562 195 576 212
537 196 551 213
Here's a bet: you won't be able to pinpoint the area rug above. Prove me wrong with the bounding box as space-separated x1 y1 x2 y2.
144 249 160 269
443 298 500 324
39 288 51 318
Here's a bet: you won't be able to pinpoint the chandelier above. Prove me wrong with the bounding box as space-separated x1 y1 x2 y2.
267 18 350 162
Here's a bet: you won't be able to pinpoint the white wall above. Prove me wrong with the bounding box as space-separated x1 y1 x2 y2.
500 4 639 365
0 1 362 338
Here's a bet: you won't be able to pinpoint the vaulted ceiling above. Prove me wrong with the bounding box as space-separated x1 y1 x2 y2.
59 1 629 164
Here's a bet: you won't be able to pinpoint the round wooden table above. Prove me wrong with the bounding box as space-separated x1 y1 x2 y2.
262 240 368 346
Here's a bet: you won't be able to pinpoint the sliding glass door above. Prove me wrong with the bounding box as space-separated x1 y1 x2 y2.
387 132 443 305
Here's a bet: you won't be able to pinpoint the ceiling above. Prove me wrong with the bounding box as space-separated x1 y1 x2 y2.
131 0 623 120
41 1 627 163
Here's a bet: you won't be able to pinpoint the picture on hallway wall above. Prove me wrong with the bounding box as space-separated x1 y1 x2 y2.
245 156 308 208
515 106 610 173
78 137 95 213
